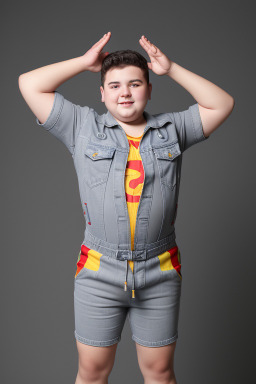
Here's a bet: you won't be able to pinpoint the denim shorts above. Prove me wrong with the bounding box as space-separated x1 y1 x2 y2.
74 243 182 348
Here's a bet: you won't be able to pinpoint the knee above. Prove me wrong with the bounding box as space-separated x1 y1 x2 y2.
141 361 176 383
78 358 111 382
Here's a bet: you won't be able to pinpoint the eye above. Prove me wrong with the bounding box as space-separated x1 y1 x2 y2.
110 83 140 89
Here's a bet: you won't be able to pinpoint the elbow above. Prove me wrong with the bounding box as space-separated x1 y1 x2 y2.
226 97 235 114
18 74 25 90
230 97 235 113
18 73 25 81
18 74 31 93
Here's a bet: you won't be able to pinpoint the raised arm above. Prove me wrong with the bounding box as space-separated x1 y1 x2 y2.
18 32 111 125
139 35 235 138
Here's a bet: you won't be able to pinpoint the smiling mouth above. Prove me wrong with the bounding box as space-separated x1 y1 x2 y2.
119 102 134 104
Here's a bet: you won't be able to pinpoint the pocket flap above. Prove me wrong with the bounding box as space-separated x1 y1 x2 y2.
153 142 181 161
84 143 116 160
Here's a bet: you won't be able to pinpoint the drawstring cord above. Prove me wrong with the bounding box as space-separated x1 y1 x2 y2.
132 262 135 298
124 260 128 291
123 259 136 298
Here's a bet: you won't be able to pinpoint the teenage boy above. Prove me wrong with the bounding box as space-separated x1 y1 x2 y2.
18 31 234 384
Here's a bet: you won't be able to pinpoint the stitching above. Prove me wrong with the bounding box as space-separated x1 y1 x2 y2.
42 91 61 131
72 106 91 159
75 331 120 345
132 334 178 345
150 139 179 150
48 92 64 131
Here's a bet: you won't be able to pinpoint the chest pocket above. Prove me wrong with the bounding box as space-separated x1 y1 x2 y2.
153 142 181 190
84 142 116 188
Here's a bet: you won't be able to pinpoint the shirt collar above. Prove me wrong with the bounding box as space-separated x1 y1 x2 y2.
97 109 172 129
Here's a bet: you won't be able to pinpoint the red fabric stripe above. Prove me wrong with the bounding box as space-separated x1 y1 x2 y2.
127 160 144 188
167 246 181 275
126 192 141 203
128 139 140 149
76 244 90 276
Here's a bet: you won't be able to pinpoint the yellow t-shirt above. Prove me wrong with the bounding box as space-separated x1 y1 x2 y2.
125 132 144 273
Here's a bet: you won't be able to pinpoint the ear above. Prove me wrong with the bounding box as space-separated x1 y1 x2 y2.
100 86 105 102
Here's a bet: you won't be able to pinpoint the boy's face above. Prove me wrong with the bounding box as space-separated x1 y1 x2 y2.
100 65 152 124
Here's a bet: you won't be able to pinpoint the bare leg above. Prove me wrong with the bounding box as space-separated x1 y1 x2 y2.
75 340 118 384
135 341 178 384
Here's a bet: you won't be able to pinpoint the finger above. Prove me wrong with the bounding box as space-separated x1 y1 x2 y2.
139 36 150 51
97 32 111 47
93 32 111 51
139 37 155 56
146 41 158 54
139 37 157 55
140 36 158 54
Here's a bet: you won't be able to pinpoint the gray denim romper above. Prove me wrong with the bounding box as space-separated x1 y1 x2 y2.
36 91 210 347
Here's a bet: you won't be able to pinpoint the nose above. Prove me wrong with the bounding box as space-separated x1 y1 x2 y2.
120 85 132 97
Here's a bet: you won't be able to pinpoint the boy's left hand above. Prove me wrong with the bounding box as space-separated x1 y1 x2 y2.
139 36 173 76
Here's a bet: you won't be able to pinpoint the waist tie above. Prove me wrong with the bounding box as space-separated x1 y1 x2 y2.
123 259 136 299
117 249 147 299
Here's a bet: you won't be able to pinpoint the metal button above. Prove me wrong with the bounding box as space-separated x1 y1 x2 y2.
97 132 106 139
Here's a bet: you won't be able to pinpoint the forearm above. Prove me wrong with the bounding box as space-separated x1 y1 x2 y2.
19 56 87 93
167 62 234 110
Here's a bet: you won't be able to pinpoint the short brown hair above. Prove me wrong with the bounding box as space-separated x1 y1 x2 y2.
101 50 149 88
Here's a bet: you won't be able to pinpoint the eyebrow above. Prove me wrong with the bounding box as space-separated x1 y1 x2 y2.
107 79 143 85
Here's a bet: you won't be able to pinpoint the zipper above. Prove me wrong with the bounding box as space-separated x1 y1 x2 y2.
84 202 91 225
133 146 145 250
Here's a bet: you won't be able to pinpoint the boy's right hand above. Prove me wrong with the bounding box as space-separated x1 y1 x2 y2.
81 32 111 72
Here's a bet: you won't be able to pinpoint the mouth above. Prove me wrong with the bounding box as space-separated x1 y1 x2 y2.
119 101 134 105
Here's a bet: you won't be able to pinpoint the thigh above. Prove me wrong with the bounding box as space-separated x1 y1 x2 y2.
135 341 177 375
74 247 129 347
76 339 118 376
128 254 182 347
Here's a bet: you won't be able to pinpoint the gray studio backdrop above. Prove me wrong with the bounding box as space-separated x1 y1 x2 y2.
2 0 255 383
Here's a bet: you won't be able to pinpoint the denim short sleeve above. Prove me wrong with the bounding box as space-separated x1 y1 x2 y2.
171 103 209 153
36 91 90 155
